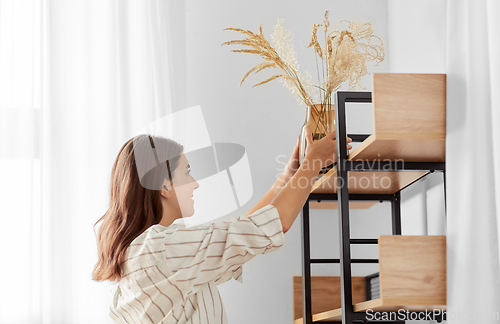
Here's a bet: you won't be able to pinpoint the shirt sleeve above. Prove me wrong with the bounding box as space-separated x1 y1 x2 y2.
163 204 284 293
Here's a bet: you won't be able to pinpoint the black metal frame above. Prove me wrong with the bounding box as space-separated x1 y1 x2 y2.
300 91 447 324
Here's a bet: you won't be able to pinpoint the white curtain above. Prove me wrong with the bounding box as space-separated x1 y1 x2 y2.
447 0 500 323
0 0 43 322
0 0 186 322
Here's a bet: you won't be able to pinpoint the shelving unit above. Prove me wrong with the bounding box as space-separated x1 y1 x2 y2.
296 73 447 324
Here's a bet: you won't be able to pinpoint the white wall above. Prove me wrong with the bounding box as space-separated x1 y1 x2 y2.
186 1 447 323
387 0 448 238
387 0 447 74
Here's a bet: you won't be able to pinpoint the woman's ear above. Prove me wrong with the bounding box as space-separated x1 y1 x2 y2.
160 184 170 199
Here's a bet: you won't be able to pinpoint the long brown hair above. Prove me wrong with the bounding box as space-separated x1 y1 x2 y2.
92 134 183 282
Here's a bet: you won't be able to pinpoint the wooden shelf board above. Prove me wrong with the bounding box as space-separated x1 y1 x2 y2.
354 297 446 313
309 129 445 195
293 307 342 324
294 298 447 323
309 201 378 209
293 276 366 321
349 133 445 162
378 235 447 303
311 165 428 195
372 73 446 140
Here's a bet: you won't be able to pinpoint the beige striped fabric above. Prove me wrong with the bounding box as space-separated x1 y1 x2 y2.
109 204 284 324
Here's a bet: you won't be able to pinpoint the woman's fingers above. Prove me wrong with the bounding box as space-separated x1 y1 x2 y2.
305 128 312 145
292 138 300 158
306 130 353 156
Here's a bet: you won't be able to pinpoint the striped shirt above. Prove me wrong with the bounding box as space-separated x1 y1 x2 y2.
109 204 284 324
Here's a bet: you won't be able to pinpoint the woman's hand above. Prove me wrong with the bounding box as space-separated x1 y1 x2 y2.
304 128 352 169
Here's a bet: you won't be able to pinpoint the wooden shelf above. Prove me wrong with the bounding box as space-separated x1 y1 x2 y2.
349 133 445 163
294 297 447 323
354 298 446 313
297 74 447 323
294 235 447 323
311 165 428 195
310 73 446 196
309 201 378 209
293 276 366 322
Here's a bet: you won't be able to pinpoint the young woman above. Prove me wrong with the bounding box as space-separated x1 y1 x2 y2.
92 130 352 324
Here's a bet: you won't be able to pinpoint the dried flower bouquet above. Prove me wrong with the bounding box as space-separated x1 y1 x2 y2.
222 11 385 136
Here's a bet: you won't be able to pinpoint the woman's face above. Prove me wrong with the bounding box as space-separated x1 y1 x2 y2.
168 153 199 218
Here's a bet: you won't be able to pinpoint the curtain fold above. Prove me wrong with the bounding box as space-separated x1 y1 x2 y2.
0 1 44 322
0 0 186 322
487 0 500 269
446 0 500 323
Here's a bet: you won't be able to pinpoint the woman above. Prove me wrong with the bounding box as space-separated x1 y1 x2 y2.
92 130 352 324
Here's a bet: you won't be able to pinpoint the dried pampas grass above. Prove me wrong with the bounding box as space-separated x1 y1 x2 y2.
222 23 314 107
222 11 385 110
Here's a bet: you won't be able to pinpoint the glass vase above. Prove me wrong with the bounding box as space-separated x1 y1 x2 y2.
298 104 336 173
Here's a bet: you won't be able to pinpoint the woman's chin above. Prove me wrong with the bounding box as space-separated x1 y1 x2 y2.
180 205 195 218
